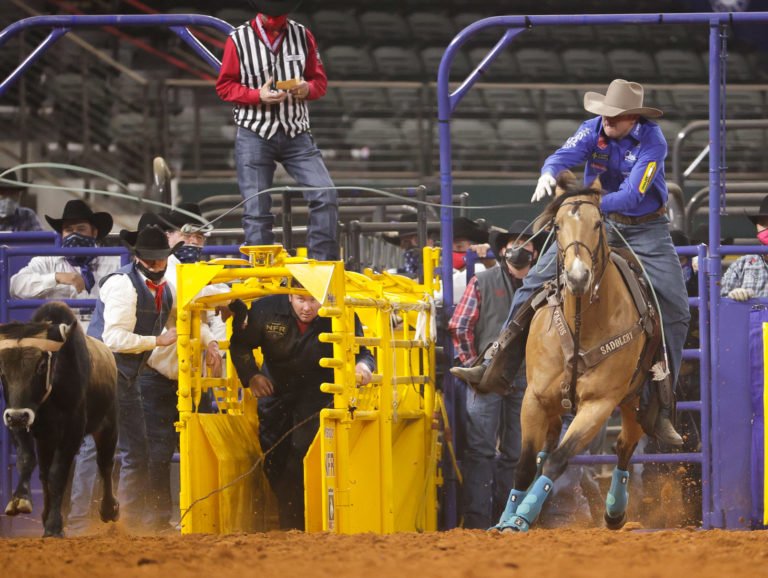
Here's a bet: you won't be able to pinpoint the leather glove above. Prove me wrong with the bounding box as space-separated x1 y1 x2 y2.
728 287 755 301
531 173 556 203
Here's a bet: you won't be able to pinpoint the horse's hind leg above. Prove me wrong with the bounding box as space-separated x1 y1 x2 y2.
604 405 645 530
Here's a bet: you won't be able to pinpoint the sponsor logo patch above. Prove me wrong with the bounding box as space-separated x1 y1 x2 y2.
638 162 657 194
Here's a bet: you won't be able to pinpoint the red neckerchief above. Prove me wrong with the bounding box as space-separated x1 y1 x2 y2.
296 319 310 334
255 14 287 53
145 279 167 313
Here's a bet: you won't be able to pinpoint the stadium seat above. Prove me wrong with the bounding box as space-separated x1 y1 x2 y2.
514 48 565 81
725 89 765 118
655 49 706 83
309 87 347 116
654 119 685 144
421 46 471 82
323 45 375 79
451 118 498 146
702 51 752 83
452 12 502 46
311 9 361 43
387 85 428 115
550 25 595 48
595 26 644 50
606 48 658 83
401 118 436 146
407 11 455 46
538 88 583 117
359 11 410 45
451 88 487 115
560 48 611 82
345 118 403 148
481 86 536 117
337 85 391 114
671 90 710 117
372 46 423 80
497 118 544 146
544 118 579 149
468 47 519 81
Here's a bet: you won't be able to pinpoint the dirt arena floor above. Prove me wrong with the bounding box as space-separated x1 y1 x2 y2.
2 525 768 578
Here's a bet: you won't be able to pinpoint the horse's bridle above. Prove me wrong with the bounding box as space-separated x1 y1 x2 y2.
554 198 609 301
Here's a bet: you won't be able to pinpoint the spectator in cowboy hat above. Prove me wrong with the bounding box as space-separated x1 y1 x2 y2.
452 216 492 298
10 199 121 329
721 194 768 301
383 212 439 280
0 167 43 232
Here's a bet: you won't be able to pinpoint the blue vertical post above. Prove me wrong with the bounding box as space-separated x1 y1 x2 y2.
698 243 712 528
707 18 725 528
0 244 8 535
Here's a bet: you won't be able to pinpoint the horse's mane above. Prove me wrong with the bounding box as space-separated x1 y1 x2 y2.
0 321 51 341
533 173 602 233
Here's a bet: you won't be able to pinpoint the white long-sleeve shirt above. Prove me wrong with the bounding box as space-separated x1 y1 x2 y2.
10 255 123 330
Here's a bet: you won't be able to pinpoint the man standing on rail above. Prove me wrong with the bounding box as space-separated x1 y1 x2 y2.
216 0 339 261
452 79 690 447
225 280 375 530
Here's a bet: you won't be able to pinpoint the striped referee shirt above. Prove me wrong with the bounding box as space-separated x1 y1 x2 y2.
216 18 328 139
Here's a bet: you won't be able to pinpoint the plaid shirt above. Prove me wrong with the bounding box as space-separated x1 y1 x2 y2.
448 276 482 365
0 207 44 232
720 254 768 297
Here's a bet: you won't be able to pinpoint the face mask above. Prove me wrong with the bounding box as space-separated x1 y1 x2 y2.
758 229 768 246
136 261 166 283
0 196 19 219
175 244 204 264
452 251 467 270
62 233 97 267
504 247 534 269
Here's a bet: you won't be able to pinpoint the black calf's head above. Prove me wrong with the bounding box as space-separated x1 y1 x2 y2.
0 322 67 430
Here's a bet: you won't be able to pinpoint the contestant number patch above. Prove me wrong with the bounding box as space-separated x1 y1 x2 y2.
638 162 657 194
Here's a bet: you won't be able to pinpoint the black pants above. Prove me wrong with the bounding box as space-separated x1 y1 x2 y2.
257 389 332 530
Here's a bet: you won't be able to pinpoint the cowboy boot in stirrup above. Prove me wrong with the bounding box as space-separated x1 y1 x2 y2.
653 373 683 447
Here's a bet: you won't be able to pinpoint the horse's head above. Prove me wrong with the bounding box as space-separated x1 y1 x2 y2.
542 171 605 296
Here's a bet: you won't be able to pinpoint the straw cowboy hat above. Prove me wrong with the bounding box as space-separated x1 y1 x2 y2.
119 224 183 260
583 79 663 118
45 199 113 240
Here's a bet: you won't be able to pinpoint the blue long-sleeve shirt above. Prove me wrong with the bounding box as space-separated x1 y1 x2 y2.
541 116 668 217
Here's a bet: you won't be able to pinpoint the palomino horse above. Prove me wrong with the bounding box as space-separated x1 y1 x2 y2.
497 171 659 532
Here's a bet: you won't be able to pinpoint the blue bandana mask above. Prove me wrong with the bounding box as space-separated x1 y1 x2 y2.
62 233 97 292
175 244 204 263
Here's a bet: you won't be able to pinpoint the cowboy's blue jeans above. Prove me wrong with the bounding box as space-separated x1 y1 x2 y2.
503 216 690 384
235 127 339 261
463 374 526 529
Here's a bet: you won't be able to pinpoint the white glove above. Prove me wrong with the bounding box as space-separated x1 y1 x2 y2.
531 173 556 203
728 287 755 301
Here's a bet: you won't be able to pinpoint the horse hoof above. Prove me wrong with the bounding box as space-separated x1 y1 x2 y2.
99 500 120 523
43 529 64 538
5 497 33 516
604 510 627 530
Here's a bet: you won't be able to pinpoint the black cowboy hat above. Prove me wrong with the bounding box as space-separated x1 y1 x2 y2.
159 202 205 231
382 212 440 247
248 0 301 16
453 216 489 244
137 211 164 231
747 194 768 225
669 229 691 247
119 224 183 260
45 199 113 240
491 219 534 256
0 168 27 191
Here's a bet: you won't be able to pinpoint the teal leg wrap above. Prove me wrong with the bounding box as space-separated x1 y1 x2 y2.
492 489 527 529
535 452 548 478
605 467 630 518
499 475 553 532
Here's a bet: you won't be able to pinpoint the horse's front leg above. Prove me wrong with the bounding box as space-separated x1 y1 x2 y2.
5 428 36 516
604 404 645 530
494 395 554 530
504 400 615 532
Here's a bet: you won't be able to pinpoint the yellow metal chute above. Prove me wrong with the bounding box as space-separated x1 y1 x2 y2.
176 245 442 534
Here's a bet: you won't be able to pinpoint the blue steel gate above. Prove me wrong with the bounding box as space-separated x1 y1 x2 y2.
1 10 767 534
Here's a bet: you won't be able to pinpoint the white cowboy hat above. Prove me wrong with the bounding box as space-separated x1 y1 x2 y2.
583 79 663 118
